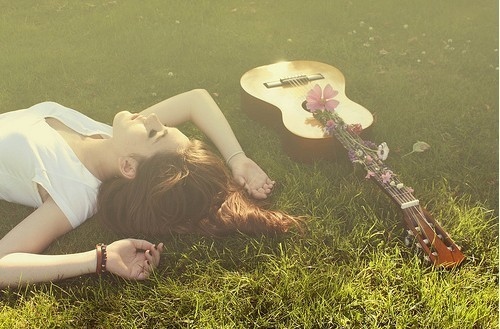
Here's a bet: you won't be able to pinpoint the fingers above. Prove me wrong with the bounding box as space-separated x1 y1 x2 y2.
136 259 151 280
137 243 164 280
250 189 268 199
246 179 275 199
145 243 163 267
128 238 155 251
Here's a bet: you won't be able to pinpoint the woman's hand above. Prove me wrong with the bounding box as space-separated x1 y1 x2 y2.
106 239 164 280
228 154 275 199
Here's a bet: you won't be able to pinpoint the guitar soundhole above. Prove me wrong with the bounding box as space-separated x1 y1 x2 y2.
301 100 309 112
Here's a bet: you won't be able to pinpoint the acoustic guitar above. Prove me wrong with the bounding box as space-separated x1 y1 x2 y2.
240 60 465 268
241 60 374 162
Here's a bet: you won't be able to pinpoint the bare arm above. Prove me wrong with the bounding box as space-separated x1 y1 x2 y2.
140 89 243 161
140 89 274 198
0 198 162 288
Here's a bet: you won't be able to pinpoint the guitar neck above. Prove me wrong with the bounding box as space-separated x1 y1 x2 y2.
329 116 419 210
329 113 465 268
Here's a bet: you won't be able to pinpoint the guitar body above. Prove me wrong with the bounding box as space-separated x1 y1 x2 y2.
240 61 374 162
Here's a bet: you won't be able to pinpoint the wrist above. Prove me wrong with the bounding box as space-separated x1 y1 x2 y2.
226 150 245 166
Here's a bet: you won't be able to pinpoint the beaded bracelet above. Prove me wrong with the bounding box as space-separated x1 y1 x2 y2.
95 243 108 274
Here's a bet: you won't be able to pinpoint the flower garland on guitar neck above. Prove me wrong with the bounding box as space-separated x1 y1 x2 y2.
306 83 404 190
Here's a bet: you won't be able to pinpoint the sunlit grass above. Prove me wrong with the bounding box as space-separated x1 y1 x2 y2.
0 0 498 328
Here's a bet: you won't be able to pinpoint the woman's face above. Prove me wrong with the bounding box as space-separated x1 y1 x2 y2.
112 111 190 157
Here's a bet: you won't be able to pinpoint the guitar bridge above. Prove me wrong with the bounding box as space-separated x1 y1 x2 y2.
264 73 324 88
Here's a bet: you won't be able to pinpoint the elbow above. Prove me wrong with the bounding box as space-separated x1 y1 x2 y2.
190 88 209 95
188 88 213 101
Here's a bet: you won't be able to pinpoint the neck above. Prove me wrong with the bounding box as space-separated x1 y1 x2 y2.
80 138 121 181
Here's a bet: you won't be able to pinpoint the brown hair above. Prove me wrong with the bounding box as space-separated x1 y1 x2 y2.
97 140 301 238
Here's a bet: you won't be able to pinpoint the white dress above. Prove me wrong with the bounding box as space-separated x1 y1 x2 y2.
0 102 112 228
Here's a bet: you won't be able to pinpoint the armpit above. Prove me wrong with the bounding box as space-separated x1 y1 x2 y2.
37 184 50 203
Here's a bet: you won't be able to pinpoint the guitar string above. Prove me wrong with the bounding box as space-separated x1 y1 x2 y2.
334 127 417 205
405 206 448 254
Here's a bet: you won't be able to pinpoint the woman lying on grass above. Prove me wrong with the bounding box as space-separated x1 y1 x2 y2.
0 89 300 288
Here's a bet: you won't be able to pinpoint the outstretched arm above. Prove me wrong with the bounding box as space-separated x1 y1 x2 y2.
0 198 162 288
140 89 274 199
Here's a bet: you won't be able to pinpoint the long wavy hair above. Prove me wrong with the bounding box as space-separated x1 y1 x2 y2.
97 140 301 237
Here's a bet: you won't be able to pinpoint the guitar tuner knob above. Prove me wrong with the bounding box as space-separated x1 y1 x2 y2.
423 239 430 245
423 256 431 262
431 252 438 257
415 243 423 249
406 230 414 236
457 245 462 251
414 227 421 232
447 246 454 251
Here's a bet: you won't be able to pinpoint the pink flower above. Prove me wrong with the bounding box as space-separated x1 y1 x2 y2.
381 170 393 183
306 84 340 111
347 123 363 135
365 170 375 179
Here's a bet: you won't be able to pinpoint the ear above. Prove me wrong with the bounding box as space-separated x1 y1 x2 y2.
119 156 139 179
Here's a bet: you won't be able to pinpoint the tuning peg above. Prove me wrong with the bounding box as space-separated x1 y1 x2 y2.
457 245 462 251
414 226 421 232
423 255 431 262
423 239 430 245
447 246 454 251
415 242 423 249
437 234 443 239
407 230 414 236
431 252 438 257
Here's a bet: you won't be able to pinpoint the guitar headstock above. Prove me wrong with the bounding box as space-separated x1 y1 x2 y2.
403 206 465 268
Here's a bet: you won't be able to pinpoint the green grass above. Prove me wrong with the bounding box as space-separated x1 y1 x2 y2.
0 0 498 328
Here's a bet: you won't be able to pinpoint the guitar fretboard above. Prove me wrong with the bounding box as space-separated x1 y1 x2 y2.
329 114 420 210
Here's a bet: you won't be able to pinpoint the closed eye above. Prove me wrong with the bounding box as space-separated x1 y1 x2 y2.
148 129 158 138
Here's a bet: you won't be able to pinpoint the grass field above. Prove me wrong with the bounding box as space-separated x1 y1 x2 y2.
0 0 498 328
